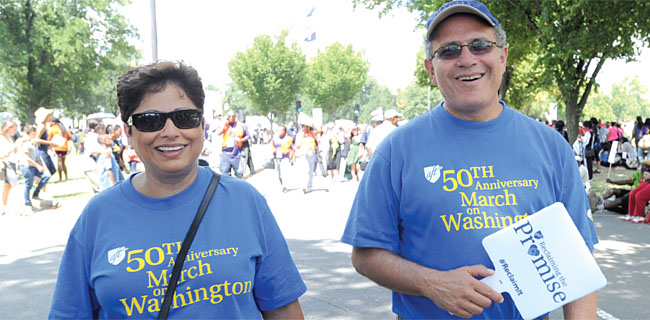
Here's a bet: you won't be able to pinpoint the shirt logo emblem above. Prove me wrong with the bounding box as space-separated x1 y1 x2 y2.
108 246 128 265
424 165 443 183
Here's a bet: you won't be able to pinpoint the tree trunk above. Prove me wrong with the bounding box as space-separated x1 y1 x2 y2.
499 66 513 100
565 102 581 144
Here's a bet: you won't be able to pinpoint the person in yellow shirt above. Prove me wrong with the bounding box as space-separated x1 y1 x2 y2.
295 118 317 194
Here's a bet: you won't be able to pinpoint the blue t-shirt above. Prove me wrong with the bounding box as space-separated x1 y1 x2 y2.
341 102 598 319
49 167 306 319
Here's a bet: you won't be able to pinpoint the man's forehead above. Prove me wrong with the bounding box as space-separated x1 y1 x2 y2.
432 14 495 44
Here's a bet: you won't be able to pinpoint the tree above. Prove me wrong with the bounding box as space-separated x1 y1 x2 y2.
228 31 307 127
222 82 254 117
0 0 139 124
584 76 650 122
305 42 369 121
397 80 443 120
352 77 393 124
353 0 650 143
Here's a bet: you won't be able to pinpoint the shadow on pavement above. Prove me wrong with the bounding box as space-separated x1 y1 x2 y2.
287 239 393 319
0 245 64 318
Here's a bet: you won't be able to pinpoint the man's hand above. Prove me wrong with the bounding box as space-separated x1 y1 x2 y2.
420 266 503 318
351 247 503 319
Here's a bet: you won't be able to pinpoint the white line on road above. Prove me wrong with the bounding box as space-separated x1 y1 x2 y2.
597 308 620 320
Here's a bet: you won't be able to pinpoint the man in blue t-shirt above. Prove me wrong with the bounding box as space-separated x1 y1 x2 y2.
341 1 599 319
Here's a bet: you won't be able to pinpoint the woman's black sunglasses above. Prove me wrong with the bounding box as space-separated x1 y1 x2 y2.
127 109 202 132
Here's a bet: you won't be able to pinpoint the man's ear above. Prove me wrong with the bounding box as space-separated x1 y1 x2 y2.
500 46 509 74
424 59 438 86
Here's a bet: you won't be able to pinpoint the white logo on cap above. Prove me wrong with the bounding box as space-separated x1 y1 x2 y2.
108 246 128 265
424 165 443 184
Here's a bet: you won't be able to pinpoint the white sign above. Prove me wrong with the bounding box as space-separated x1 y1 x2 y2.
608 140 619 165
481 203 606 319
312 108 323 128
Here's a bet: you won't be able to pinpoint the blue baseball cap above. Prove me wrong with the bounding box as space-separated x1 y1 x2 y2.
426 0 500 41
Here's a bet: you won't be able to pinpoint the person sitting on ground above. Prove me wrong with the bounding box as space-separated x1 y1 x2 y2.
619 137 638 169
621 160 650 223
601 161 646 216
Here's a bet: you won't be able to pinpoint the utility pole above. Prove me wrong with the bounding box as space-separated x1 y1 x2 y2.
150 0 158 61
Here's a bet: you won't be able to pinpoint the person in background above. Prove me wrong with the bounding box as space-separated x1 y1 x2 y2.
96 133 119 191
632 116 644 162
84 119 104 162
107 125 126 181
326 124 341 180
122 144 141 174
296 117 318 194
48 117 72 181
198 137 212 167
638 118 650 161
364 109 401 158
602 160 647 216
19 125 51 211
341 1 598 318
50 61 305 318
554 120 569 142
0 120 23 215
316 125 330 177
272 125 294 193
241 121 256 175
33 107 57 176
344 127 362 181
218 110 250 178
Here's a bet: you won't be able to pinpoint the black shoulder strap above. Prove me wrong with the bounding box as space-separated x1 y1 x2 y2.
158 171 220 319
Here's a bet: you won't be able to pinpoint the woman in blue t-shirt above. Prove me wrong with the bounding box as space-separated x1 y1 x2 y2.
49 61 306 319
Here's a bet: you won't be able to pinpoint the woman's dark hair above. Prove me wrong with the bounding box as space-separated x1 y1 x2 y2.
555 120 565 131
583 120 592 129
645 118 650 127
117 61 205 123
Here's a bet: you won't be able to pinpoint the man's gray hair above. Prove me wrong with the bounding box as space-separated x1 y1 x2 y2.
425 24 507 61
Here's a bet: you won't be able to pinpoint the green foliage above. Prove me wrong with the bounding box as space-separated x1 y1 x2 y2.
305 42 369 121
397 80 443 120
0 0 139 123
228 31 307 124
584 76 650 122
222 82 254 117
351 77 394 124
355 0 650 144
414 45 433 89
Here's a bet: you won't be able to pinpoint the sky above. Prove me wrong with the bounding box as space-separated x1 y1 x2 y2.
121 0 650 97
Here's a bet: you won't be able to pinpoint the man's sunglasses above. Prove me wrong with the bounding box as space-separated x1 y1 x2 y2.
127 109 202 132
433 40 501 60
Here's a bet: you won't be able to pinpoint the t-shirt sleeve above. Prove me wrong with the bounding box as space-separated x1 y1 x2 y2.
49 229 100 319
341 150 400 253
253 208 306 311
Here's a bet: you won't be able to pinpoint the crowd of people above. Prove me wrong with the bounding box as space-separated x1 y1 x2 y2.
552 116 650 224
0 107 146 215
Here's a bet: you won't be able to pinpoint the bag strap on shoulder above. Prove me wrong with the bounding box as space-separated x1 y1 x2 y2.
158 171 220 319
